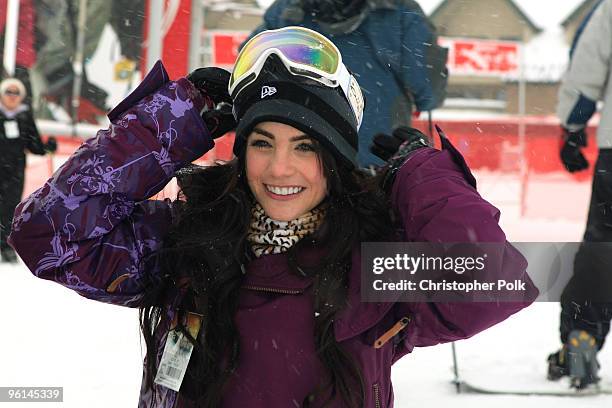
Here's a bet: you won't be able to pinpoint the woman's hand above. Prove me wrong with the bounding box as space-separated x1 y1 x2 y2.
370 126 431 191
187 67 237 139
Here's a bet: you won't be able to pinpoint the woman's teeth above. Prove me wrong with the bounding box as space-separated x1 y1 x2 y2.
266 185 304 196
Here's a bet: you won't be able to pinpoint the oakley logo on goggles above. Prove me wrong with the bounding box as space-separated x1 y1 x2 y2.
229 26 364 130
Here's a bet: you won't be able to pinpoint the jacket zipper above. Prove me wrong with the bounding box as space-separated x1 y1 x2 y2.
374 316 411 349
242 285 303 295
373 383 381 408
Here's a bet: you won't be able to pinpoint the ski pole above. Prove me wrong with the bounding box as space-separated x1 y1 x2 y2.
452 342 461 393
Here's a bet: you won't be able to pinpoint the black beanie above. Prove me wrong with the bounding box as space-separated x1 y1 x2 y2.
232 55 360 169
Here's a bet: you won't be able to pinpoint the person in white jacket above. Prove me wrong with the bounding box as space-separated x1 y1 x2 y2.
548 0 612 389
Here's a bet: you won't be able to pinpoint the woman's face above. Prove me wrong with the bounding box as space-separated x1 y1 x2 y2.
1 87 24 110
246 121 328 221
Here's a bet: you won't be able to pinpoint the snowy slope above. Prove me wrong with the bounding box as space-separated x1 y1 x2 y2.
392 303 612 408
0 262 143 407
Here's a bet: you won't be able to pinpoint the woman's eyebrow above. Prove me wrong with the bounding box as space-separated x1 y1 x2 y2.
252 127 275 139
252 128 310 142
290 135 311 142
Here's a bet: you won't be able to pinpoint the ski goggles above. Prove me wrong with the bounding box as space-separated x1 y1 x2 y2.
228 26 364 129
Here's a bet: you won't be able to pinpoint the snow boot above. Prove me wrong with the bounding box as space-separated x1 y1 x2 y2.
547 346 569 381
548 330 600 389
566 330 600 389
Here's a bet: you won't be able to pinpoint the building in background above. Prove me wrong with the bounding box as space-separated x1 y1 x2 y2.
192 0 262 70
13 0 603 220
1 0 595 122
194 0 599 118
429 0 602 116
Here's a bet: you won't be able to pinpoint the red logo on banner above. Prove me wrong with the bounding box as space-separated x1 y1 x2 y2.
212 32 249 66
441 38 520 76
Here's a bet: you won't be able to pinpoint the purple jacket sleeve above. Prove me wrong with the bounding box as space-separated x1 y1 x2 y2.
8 62 214 307
390 141 538 352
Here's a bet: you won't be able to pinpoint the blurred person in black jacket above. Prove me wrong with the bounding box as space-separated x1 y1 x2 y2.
0 78 56 263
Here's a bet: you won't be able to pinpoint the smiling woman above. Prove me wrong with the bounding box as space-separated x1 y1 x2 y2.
9 26 537 408
246 122 327 221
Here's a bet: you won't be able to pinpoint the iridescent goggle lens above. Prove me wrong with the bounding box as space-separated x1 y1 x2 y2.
229 27 342 98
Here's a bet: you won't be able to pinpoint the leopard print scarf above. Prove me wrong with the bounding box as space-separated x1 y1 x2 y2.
247 202 326 257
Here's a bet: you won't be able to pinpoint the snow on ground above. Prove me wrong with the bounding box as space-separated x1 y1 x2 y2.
392 302 612 408
0 263 143 407
1 160 611 407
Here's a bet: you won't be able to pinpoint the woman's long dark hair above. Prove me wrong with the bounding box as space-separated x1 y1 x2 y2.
139 141 394 407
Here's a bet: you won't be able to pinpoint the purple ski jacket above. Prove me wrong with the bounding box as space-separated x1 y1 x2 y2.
9 62 538 408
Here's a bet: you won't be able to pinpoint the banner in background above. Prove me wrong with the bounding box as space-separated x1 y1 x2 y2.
439 37 521 77
205 31 250 69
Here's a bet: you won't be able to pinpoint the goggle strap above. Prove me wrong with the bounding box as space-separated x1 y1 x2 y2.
338 64 364 130
338 63 351 100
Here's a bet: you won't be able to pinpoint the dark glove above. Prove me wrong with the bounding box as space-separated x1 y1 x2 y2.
370 126 431 191
560 127 588 173
44 136 58 153
187 67 236 139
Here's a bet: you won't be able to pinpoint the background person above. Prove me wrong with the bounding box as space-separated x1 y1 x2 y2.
548 0 612 389
32 0 145 120
0 77 56 262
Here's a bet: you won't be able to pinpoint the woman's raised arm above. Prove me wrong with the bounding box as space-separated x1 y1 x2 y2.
387 130 538 355
9 62 214 307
